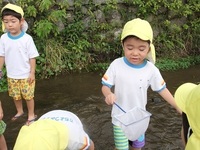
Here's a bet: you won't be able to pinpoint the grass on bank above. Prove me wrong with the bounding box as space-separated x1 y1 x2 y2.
90 55 200 72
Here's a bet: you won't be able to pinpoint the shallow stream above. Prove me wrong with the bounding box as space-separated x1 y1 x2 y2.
1 65 200 150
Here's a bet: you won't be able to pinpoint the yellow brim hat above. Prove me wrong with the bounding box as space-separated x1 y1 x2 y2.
1 3 26 32
14 119 69 150
174 83 200 150
121 18 156 64
174 83 196 113
1 3 24 16
147 43 156 64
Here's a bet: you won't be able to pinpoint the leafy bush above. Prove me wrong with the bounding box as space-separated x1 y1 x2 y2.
0 0 199 92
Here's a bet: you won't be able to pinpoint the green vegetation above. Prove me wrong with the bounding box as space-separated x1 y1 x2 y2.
156 56 200 71
0 0 199 92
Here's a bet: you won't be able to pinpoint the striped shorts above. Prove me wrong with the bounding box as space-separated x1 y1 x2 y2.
113 125 145 150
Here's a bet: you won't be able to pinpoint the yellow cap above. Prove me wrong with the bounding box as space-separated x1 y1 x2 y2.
14 119 69 150
121 18 156 64
1 3 24 17
174 83 200 150
1 3 24 32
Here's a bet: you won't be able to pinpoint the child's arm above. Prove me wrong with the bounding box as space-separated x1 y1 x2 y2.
0 57 4 69
159 88 181 114
28 58 36 84
0 57 5 79
102 85 116 105
0 101 4 120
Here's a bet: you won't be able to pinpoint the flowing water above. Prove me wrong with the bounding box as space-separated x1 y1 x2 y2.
1 65 200 150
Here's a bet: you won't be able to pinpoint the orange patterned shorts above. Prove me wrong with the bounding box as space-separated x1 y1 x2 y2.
7 78 35 100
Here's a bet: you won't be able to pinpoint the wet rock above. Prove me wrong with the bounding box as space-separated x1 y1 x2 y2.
151 97 162 103
96 104 111 112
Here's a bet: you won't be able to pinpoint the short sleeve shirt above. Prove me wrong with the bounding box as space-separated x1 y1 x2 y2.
0 31 39 79
102 57 166 125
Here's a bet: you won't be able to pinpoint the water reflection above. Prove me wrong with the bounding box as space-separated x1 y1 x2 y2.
1 65 200 150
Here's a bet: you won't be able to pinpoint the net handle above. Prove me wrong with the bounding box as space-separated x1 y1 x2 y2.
114 102 126 113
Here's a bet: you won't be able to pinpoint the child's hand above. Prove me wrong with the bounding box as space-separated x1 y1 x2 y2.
28 72 35 84
0 105 3 120
176 107 182 115
105 93 116 105
0 112 3 120
0 70 2 79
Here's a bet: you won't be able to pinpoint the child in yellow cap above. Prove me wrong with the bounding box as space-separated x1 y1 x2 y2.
14 110 95 150
175 83 200 150
0 3 39 125
101 18 180 150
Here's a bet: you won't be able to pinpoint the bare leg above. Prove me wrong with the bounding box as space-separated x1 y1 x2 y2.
13 99 24 116
130 147 141 150
26 99 35 120
88 140 95 150
115 147 141 150
0 135 7 150
129 144 142 150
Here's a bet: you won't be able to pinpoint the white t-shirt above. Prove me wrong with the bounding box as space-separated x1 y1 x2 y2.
39 110 90 150
0 31 39 79
102 57 166 125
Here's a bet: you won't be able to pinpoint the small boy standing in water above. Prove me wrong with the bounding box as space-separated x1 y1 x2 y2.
0 3 39 125
101 18 180 150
